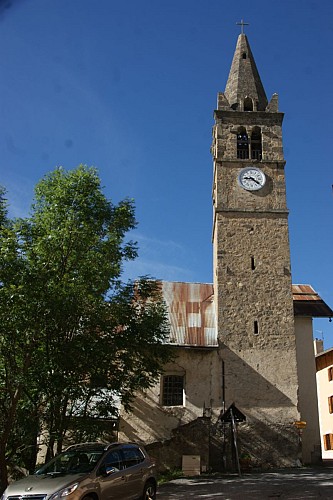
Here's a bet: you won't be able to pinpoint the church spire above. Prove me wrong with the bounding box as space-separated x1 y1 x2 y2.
224 34 268 111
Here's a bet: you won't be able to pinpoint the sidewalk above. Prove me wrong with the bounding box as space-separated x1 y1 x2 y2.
158 467 333 499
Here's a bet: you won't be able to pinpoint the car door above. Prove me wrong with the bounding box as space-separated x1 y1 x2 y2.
97 449 130 499
119 446 147 498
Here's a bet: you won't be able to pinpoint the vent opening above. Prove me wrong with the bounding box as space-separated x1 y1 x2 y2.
254 321 259 335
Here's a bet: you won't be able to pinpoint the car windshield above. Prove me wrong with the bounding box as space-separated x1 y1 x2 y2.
35 449 104 475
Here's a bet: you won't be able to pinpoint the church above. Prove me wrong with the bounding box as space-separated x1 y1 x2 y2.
118 32 333 472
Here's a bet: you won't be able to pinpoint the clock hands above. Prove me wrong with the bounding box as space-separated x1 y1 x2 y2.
243 175 260 185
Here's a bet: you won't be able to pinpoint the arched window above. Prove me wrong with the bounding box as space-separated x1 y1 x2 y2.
237 128 249 159
244 97 253 111
251 127 262 160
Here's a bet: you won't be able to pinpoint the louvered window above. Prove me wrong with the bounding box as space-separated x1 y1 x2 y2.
251 127 262 160
237 129 249 159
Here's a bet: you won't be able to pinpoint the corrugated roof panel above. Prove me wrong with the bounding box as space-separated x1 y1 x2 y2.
161 282 332 347
162 281 217 347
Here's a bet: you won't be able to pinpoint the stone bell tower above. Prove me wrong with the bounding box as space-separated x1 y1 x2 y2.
212 32 300 465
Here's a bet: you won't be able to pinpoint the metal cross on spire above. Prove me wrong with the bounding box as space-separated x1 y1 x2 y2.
236 19 249 34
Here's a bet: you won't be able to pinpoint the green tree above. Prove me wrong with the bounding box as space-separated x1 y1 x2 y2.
0 186 37 489
0 166 172 492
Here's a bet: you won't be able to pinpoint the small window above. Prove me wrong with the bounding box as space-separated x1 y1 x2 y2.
251 256 255 270
324 434 333 451
328 367 333 381
242 52 247 59
328 396 333 414
254 321 259 335
244 97 253 111
162 375 184 406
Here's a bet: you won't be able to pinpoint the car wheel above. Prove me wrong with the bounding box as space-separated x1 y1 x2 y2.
142 480 156 500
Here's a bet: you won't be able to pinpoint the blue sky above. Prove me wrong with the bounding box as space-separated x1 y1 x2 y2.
0 0 332 346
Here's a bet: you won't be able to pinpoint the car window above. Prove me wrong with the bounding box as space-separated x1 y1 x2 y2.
121 447 145 469
36 450 104 475
101 450 122 471
67 453 91 473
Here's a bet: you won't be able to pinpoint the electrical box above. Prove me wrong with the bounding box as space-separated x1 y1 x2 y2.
182 455 201 476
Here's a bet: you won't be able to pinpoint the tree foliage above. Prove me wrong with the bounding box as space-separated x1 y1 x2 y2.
0 166 172 491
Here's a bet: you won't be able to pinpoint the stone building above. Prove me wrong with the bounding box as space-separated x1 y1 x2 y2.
118 33 333 471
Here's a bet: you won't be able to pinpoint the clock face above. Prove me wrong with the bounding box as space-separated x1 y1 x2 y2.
238 167 266 191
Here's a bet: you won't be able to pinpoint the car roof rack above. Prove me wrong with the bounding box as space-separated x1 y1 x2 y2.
65 442 110 452
64 442 141 452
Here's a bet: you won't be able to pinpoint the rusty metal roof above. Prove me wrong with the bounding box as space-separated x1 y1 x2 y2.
292 284 333 318
161 282 332 347
161 281 217 347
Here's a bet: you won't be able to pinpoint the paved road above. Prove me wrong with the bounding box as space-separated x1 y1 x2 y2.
158 467 333 499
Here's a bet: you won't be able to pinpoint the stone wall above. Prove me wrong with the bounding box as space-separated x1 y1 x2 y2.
118 348 221 449
212 100 300 465
145 417 211 473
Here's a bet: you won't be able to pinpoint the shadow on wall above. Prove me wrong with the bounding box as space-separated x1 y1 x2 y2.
120 344 299 470
120 389 200 443
148 417 211 473
219 343 298 411
211 413 299 472
214 344 299 468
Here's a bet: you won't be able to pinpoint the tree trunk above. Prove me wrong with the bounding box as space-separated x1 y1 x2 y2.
0 369 30 492
0 445 8 495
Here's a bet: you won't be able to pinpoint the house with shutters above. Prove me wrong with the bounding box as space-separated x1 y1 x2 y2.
315 345 333 461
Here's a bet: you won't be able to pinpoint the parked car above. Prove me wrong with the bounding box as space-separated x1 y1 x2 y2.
1 442 157 500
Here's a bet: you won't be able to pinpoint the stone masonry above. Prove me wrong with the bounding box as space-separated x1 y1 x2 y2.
212 33 300 466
